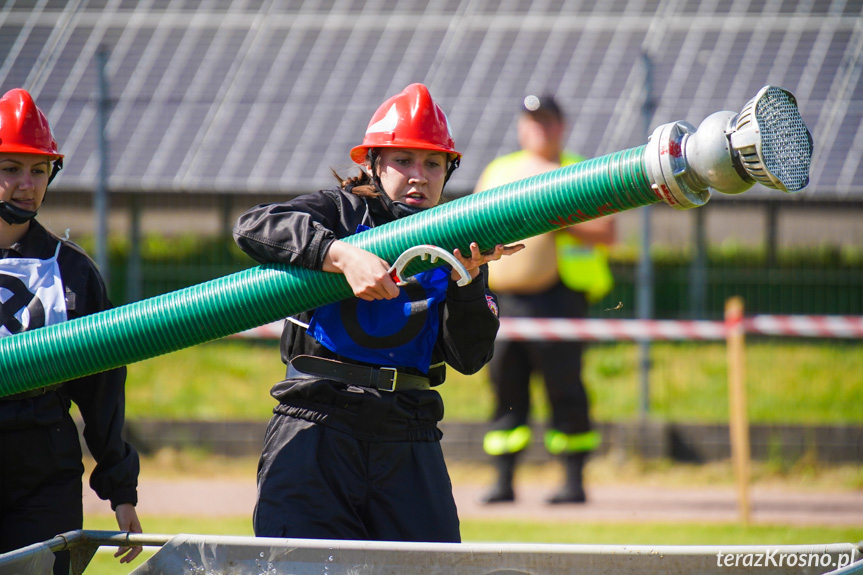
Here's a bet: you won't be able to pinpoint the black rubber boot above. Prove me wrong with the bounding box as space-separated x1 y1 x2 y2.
480 453 517 504
546 452 587 504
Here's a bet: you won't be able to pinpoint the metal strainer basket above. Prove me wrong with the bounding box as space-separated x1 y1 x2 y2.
730 86 813 192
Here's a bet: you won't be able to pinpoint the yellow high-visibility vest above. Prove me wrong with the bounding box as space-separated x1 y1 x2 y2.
477 150 613 302
556 234 613 303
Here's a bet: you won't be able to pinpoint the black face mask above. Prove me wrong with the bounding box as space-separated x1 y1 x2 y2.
391 201 426 218
0 201 37 225
375 186 428 219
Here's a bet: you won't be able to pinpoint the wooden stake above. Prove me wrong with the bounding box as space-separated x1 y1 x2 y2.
725 296 751 524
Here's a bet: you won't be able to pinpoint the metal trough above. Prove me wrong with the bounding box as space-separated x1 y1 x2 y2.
0 530 860 575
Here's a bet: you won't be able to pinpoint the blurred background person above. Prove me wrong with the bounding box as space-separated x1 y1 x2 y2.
473 94 615 505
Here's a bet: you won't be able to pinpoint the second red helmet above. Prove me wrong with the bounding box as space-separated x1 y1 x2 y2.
350 83 461 164
0 88 63 160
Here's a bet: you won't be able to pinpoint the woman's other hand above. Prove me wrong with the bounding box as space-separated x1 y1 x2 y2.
452 242 525 281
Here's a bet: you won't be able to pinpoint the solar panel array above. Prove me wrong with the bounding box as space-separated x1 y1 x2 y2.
1 0 860 199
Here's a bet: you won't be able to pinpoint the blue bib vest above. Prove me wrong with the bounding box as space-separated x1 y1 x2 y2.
307 225 449 373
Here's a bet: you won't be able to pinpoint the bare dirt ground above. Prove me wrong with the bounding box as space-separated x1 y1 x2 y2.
82 459 863 527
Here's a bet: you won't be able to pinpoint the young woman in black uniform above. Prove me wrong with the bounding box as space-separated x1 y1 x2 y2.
234 83 522 543
0 88 142 573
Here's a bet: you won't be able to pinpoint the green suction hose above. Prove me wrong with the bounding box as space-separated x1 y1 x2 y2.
0 147 654 396
0 84 813 397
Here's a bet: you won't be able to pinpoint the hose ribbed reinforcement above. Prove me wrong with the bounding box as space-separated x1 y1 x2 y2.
0 146 655 396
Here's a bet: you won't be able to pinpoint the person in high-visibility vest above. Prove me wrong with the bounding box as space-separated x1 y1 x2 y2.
474 94 615 504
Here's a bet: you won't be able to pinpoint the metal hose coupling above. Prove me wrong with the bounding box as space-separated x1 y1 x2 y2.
645 86 813 209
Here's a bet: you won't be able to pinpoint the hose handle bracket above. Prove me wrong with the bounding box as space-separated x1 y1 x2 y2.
388 245 472 287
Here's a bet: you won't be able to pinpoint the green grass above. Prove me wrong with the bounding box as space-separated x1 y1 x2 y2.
125 339 863 424
76 514 861 575
125 340 284 421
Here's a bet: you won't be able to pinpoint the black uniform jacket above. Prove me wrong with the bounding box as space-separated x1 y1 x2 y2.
0 220 139 509
233 187 500 442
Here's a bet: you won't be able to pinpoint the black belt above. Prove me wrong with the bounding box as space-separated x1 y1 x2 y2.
0 384 62 401
291 355 431 392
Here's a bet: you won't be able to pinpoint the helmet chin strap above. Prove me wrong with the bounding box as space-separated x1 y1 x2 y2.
0 201 38 225
48 158 63 185
366 150 407 217
444 155 459 185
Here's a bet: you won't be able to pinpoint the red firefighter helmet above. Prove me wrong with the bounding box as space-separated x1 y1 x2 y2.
350 83 461 164
0 89 63 160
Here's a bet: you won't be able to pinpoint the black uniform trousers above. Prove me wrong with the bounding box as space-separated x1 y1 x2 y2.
0 409 85 575
488 282 592 436
253 412 460 543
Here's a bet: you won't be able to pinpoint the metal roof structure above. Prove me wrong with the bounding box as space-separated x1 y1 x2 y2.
1 0 861 200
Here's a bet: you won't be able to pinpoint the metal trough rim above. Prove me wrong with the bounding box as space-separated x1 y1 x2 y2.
0 530 861 575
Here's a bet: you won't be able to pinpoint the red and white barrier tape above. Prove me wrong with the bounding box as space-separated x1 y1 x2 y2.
233 315 863 341
744 315 863 339
497 318 726 341
235 322 284 339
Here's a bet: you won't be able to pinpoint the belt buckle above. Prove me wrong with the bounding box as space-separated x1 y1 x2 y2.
378 367 398 392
